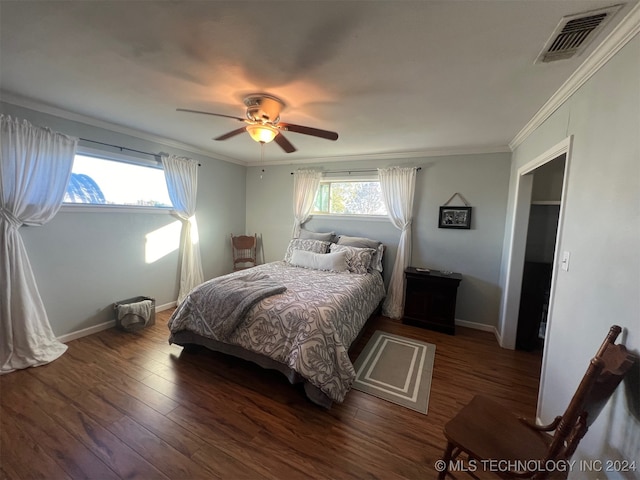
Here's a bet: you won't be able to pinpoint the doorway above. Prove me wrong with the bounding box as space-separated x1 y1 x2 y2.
498 136 572 351
515 155 565 351
498 136 572 419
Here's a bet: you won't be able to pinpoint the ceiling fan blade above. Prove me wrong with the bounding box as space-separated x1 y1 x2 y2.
274 133 297 153
214 127 247 141
177 108 245 122
278 122 338 141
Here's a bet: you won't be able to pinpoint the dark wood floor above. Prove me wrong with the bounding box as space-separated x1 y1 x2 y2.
1 310 542 480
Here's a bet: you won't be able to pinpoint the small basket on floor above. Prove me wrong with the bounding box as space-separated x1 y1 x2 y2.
113 296 155 332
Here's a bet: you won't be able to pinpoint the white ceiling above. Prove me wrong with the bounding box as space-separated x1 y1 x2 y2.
1 1 636 165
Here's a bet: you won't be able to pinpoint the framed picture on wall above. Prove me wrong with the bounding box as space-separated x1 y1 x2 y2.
439 206 472 229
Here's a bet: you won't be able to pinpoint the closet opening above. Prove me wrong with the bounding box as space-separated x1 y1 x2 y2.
516 154 566 351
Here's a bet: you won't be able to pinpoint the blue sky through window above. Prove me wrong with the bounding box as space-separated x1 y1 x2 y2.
65 154 171 207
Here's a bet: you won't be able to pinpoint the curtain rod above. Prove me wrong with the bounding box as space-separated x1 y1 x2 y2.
290 167 421 175
78 138 201 166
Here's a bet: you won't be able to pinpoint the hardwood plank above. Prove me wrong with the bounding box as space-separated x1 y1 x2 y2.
106 415 218 479
189 436 293 480
88 382 202 457
60 340 181 416
0 405 72 480
68 337 155 382
1 387 118 480
27 366 125 427
0 309 542 479
23 376 170 480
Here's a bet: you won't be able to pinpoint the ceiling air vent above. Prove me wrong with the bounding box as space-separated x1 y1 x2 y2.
535 4 622 63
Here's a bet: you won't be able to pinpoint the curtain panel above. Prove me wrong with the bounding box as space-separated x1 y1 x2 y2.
378 166 418 319
291 169 321 238
1 115 78 374
161 154 204 304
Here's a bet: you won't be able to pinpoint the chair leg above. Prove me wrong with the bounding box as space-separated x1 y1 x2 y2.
438 441 455 479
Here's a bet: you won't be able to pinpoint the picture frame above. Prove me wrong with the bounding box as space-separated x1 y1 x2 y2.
439 206 472 229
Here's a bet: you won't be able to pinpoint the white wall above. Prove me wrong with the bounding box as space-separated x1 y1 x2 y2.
507 36 639 475
246 151 511 329
1 102 247 337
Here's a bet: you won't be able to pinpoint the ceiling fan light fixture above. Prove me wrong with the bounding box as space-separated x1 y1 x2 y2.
246 124 278 144
178 93 337 153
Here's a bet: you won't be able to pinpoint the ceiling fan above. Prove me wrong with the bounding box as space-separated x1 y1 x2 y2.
177 94 338 153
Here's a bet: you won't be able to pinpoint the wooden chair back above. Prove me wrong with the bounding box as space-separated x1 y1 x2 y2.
231 234 257 271
438 325 637 480
542 325 636 464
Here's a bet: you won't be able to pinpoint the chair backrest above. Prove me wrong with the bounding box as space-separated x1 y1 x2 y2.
545 325 636 463
231 234 257 270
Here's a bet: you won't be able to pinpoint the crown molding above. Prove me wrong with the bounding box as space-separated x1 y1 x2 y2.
510 2 640 150
246 144 512 167
0 92 248 166
3 3 638 165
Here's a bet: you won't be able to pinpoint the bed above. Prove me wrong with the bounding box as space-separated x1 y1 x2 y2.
168 236 386 407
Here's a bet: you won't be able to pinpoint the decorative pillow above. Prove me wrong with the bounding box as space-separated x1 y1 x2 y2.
298 229 336 243
366 244 383 272
337 235 381 250
284 238 330 263
329 244 376 274
290 249 348 272
337 235 384 272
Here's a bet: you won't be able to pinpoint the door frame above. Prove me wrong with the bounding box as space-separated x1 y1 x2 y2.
499 136 573 354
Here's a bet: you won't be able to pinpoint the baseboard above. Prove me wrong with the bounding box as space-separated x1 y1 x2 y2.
454 319 514 349
57 319 116 343
493 328 504 348
455 318 494 332
455 318 501 343
156 300 177 312
57 301 177 343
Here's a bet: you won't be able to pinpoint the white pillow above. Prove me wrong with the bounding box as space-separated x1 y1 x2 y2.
284 238 331 263
329 244 376 274
289 249 349 272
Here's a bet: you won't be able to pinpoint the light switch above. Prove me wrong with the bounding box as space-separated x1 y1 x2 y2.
561 251 570 271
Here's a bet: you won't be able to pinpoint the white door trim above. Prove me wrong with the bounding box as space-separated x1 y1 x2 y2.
499 136 573 350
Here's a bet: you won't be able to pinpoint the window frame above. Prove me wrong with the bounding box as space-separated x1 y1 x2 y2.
61 146 173 214
311 174 388 218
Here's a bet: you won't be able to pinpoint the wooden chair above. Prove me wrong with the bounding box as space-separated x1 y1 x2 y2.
231 234 257 271
438 325 636 479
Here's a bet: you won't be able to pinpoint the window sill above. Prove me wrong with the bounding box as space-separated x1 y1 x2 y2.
60 204 174 215
310 214 390 222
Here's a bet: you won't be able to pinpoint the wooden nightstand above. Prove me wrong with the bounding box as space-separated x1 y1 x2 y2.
403 267 462 335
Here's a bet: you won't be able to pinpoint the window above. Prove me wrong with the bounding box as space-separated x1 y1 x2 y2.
313 178 387 215
64 152 171 208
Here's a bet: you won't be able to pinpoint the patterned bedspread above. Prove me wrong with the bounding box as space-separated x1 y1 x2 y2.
168 261 386 403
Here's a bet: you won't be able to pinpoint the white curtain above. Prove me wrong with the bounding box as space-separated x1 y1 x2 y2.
378 167 418 319
161 154 204 304
1 115 78 374
291 169 321 238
